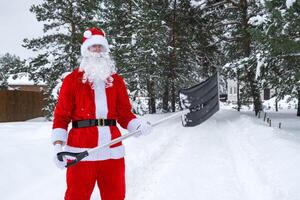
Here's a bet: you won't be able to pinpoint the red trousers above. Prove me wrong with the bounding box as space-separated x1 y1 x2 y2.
65 158 125 200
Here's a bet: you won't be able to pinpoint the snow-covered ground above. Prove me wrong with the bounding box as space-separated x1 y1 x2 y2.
1 106 300 200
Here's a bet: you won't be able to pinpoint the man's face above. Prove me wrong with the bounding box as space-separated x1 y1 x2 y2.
88 44 103 53
80 43 115 84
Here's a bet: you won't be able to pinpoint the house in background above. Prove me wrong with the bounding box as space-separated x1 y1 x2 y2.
0 73 47 122
7 73 47 92
227 79 274 103
227 79 238 103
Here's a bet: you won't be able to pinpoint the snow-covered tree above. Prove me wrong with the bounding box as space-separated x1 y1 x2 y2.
23 0 101 118
253 0 300 116
158 0 221 112
99 0 220 113
0 53 25 89
205 0 265 114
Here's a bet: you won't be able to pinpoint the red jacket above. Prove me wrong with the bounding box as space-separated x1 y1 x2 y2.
52 68 137 151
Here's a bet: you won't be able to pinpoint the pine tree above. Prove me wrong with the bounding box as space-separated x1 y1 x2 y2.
256 0 300 116
208 0 265 114
23 0 100 118
97 1 151 113
99 1 136 73
0 53 25 90
133 0 169 113
160 0 221 112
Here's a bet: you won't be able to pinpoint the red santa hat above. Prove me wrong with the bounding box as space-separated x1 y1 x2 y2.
81 27 110 56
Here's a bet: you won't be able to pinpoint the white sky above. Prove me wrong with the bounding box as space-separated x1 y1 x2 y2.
0 0 43 59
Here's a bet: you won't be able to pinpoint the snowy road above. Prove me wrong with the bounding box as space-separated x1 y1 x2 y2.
1 108 300 200
125 109 300 200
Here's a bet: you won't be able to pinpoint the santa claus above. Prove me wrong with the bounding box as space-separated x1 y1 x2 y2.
52 27 152 200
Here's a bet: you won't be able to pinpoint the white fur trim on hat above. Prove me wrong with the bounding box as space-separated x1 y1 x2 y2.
81 35 110 56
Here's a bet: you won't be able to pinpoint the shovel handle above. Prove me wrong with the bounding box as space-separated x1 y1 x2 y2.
58 110 189 168
57 151 89 168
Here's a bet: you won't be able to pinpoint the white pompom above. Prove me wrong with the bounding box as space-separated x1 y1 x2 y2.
84 30 92 38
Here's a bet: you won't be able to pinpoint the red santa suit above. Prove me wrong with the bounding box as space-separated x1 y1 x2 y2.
52 68 141 200
51 27 147 200
52 27 144 200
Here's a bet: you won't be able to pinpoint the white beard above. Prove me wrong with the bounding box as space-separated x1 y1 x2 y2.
79 51 116 88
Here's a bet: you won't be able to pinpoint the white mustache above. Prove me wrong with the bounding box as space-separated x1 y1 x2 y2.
79 52 116 88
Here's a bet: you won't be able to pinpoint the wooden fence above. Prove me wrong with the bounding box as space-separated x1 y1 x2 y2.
0 90 46 122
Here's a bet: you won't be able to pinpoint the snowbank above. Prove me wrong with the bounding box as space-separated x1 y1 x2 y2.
1 109 300 199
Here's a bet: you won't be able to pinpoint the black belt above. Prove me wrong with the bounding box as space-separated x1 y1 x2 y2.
72 118 116 128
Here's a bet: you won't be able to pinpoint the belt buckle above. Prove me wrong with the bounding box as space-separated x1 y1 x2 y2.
98 118 104 126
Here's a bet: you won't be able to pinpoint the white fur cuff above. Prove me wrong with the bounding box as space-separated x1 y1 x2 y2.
51 128 67 145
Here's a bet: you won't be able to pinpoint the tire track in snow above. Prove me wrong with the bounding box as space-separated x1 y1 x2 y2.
127 110 287 200
220 114 278 200
127 113 242 200
126 116 188 200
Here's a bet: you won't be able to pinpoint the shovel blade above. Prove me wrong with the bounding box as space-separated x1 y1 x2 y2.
179 72 220 127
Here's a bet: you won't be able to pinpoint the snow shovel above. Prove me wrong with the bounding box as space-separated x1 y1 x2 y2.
58 72 220 167
57 109 189 168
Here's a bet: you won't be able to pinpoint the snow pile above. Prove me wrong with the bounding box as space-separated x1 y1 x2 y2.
1 109 300 199
263 95 298 110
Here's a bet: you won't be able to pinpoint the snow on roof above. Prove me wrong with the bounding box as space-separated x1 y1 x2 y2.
7 73 46 86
